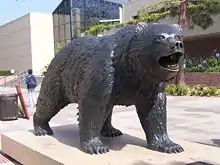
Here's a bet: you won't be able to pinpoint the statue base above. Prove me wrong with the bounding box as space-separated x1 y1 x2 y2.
1 124 220 165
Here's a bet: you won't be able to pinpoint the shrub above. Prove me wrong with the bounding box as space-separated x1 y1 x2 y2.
185 54 220 72
166 84 220 96
166 84 190 96
55 42 65 53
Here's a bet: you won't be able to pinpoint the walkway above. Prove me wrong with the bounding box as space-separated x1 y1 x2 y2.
0 87 220 164
0 88 219 147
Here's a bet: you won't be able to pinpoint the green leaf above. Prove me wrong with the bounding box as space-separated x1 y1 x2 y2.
86 0 220 35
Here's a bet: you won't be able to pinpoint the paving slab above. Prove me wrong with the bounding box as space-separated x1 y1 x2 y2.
1 125 220 165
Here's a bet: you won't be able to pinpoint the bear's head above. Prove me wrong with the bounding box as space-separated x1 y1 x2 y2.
125 22 184 82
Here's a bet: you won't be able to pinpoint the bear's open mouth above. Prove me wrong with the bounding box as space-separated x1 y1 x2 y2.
158 52 183 71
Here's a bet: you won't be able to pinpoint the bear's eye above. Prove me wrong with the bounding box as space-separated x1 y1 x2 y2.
156 35 166 40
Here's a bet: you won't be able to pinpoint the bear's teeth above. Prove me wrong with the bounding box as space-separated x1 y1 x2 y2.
168 64 175 68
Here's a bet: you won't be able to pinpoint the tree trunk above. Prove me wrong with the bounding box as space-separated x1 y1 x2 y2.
176 0 187 86
175 63 185 86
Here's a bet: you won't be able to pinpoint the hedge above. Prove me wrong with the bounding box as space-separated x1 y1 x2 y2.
0 70 12 76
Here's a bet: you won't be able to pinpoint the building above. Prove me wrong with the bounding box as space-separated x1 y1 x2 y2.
123 0 164 21
0 12 55 75
160 15 220 59
122 0 220 59
52 0 123 51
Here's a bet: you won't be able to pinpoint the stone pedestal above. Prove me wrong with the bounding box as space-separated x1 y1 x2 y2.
1 124 220 165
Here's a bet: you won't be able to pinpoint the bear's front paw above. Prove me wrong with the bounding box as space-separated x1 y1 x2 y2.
34 123 53 136
81 137 109 154
147 139 184 154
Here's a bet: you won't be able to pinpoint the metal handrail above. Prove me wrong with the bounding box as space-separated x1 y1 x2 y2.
0 71 27 87
17 73 27 86
13 71 27 86
0 73 11 81
0 72 13 87
0 75 7 86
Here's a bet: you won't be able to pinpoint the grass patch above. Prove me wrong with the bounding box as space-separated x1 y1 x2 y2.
0 70 12 76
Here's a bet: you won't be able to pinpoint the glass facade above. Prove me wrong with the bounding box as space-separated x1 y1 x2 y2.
53 0 122 52
53 0 72 52
71 0 121 31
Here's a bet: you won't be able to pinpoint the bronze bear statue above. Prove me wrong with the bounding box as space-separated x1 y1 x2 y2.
33 22 185 155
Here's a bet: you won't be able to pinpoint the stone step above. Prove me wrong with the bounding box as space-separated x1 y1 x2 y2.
0 153 16 165
1 124 220 165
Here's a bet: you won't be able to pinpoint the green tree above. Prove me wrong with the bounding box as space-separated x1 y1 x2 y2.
55 42 65 53
86 0 220 35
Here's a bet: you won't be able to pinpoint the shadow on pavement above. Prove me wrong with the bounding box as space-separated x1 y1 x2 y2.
133 161 215 165
190 140 220 148
211 139 220 147
30 123 147 152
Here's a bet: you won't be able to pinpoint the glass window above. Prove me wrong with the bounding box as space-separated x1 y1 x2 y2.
53 14 59 27
59 25 65 41
58 13 65 25
64 23 71 40
54 27 59 42
64 14 70 24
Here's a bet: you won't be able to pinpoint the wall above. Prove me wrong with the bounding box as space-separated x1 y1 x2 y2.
159 15 220 39
0 14 32 72
53 0 72 50
30 13 55 76
184 36 220 59
101 16 220 59
123 0 164 21
170 73 220 87
159 15 220 58
123 0 220 38
185 73 220 87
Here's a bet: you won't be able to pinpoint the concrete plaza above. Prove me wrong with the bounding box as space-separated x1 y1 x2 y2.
0 87 219 146
0 87 220 164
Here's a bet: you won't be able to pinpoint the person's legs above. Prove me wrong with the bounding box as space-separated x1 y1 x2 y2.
32 88 37 106
28 89 35 108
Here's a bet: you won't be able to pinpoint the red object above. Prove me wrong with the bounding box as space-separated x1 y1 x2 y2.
0 154 10 164
15 84 30 120
178 0 188 27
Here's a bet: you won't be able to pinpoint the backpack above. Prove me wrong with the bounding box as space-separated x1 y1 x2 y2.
27 75 37 88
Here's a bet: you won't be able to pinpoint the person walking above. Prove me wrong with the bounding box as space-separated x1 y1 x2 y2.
25 69 37 108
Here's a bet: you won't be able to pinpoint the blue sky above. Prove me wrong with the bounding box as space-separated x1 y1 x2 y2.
0 0 62 26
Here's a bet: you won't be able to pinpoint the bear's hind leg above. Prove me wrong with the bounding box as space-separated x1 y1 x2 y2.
33 77 69 136
101 107 123 137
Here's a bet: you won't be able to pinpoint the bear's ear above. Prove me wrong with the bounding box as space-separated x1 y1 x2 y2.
172 24 183 36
